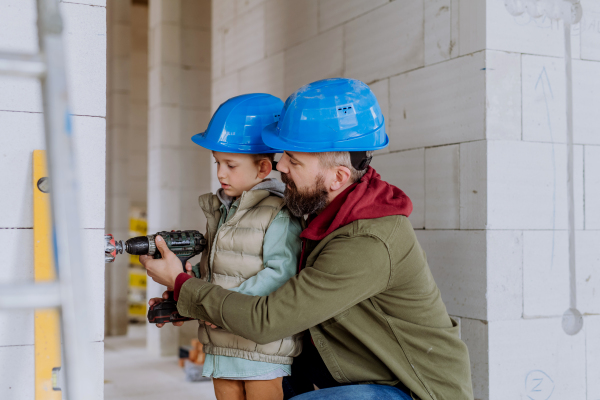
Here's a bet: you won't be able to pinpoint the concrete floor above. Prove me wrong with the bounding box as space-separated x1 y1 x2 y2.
104 324 216 400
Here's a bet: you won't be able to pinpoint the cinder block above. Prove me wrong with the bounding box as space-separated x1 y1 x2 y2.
487 230 523 321
576 231 600 315
580 0 600 61
0 346 34 399
236 0 265 15
62 2 107 117
82 229 106 342
265 0 318 56
182 0 211 30
573 60 600 145
460 318 488 400
523 230 569 317
223 5 265 75
487 141 584 230
522 55 566 143
147 148 182 191
212 25 225 79
239 53 285 100
180 148 213 191
149 65 180 108
149 0 180 28
425 145 460 229
460 141 486 230
485 51 521 140
457 0 485 56
156 24 181 66
0 112 45 228
87 341 105 400
0 77 41 113
389 51 485 151
368 79 390 155
318 0 387 32
73 116 106 229
372 149 425 229
180 108 211 142
108 57 130 94
487 318 586 400
211 73 239 113
182 28 211 70
67 0 106 7
147 188 182 232
110 0 132 25
415 230 486 319
486 0 581 58
344 0 424 84
0 229 34 347
148 105 180 148
0 0 38 53
283 27 343 96
424 0 454 65
585 145 600 229
109 23 131 60
129 102 149 130
586 316 600 399
212 0 236 29
181 189 210 231
450 0 459 58
180 68 211 109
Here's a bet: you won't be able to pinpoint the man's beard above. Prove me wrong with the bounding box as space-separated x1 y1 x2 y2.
281 173 329 217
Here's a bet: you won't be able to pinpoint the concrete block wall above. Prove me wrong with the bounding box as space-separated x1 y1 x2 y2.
147 0 213 356
211 1 600 398
0 0 106 398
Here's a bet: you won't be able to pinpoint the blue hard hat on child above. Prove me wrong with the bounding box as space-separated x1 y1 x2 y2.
261 78 388 152
191 93 283 153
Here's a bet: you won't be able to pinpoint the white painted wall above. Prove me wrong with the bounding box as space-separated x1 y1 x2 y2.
211 1 600 398
0 0 106 398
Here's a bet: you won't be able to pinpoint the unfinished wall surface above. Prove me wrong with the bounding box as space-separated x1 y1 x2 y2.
147 0 212 356
211 1 600 399
0 0 106 398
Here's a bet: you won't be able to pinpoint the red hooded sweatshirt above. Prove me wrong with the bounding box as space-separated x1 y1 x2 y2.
297 166 412 272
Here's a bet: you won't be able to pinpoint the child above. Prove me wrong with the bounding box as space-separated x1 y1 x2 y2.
190 93 303 400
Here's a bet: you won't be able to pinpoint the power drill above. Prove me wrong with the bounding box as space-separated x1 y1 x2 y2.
105 230 207 324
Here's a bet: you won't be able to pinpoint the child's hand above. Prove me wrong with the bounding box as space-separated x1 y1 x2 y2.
141 235 182 288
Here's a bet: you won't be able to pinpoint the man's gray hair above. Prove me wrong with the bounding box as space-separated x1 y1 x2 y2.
315 151 373 183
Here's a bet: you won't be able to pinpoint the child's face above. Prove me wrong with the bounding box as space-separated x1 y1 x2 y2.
213 151 271 198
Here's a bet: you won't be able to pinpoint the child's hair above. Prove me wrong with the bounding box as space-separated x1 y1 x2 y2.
252 153 276 164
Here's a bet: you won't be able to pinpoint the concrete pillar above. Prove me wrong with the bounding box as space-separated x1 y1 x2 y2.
147 0 212 356
106 0 131 337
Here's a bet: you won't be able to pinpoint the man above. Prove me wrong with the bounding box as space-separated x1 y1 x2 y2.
143 78 474 400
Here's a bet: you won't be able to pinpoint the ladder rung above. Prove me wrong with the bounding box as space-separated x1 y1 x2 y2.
0 282 61 309
0 51 46 78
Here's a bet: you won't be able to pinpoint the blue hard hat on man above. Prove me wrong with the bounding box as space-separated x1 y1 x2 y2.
261 78 388 169
191 93 283 153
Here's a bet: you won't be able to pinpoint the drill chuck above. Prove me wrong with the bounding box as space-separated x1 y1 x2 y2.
125 236 155 256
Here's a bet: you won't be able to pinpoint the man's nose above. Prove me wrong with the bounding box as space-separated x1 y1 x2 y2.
276 155 289 173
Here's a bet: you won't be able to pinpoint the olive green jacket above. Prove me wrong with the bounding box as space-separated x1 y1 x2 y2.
177 215 474 400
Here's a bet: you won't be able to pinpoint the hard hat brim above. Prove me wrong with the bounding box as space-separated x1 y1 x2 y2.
191 132 282 154
261 121 389 153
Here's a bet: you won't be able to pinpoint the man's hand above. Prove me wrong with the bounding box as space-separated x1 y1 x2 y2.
147 261 216 329
140 235 181 289
148 291 186 328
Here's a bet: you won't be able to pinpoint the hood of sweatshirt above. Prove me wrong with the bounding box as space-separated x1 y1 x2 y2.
216 178 285 210
300 167 413 241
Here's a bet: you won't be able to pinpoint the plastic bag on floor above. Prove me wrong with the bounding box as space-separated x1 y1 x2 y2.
184 359 211 382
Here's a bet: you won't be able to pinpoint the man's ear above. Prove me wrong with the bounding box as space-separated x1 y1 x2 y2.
330 166 351 191
257 158 273 179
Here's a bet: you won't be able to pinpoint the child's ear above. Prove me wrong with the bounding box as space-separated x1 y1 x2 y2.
257 158 272 179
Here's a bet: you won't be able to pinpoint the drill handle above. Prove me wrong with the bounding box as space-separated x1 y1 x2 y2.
177 255 193 273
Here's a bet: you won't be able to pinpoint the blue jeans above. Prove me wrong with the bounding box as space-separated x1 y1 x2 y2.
292 384 413 400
